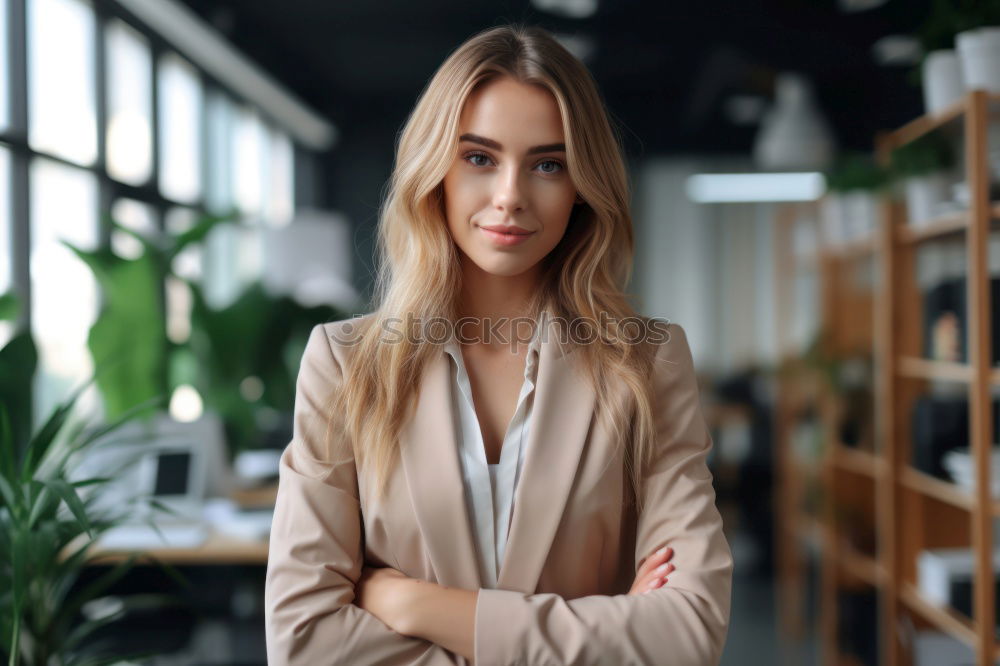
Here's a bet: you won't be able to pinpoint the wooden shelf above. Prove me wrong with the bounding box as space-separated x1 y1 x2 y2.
897 356 973 382
774 91 1000 665
880 93 1000 150
833 445 884 479
900 466 1000 515
900 466 974 511
899 582 984 654
819 234 878 262
839 541 885 588
897 203 1000 244
897 210 968 243
896 356 1000 386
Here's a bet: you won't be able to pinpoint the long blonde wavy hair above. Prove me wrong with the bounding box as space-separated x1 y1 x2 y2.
327 23 661 513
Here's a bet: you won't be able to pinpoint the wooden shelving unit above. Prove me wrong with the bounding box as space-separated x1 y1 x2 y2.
776 90 1000 665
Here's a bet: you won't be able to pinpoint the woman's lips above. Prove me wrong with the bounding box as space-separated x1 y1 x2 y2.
478 226 535 246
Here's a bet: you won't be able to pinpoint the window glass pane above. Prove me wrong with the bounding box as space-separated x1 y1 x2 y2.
266 127 294 227
0 145 9 296
0 145 10 348
28 0 97 165
29 158 100 426
0 0 8 131
203 223 261 310
166 206 200 280
165 207 197 344
234 106 265 218
110 198 156 260
106 20 152 185
205 90 234 214
157 53 202 203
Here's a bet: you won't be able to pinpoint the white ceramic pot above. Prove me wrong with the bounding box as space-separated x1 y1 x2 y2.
957 27 1000 93
904 172 951 227
922 50 966 114
820 194 847 247
844 191 879 239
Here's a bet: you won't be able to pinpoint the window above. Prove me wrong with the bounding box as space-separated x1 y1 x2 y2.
266 127 295 227
205 90 235 213
110 198 157 260
28 0 97 165
105 20 152 185
0 145 10 348
0 145 9 296
6 0 307 428
234 106 265 218
0 0 9 131
29 158 100 424
165 207 199 343
157 53 202 203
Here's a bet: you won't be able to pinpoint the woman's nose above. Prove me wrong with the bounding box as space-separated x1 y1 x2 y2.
492 166 525 212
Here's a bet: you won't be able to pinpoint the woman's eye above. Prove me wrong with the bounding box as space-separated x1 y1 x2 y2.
537 160 563 174
464 152 492 167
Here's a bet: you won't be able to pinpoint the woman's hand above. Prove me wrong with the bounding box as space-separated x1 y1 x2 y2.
628 545 674 595
355 565 416 634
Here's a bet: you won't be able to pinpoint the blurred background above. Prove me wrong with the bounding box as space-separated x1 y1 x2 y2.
2 0 1000 664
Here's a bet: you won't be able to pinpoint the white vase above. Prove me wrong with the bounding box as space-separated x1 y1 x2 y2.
922 50 966 114
957 27 1000 93
844 191 879 239
820 194 847 247
905 173 951 227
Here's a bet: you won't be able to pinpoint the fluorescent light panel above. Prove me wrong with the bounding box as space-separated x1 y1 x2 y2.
686 172 826 203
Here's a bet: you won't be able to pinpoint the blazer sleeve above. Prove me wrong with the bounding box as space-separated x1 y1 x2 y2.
473 323 734 666
265 323 462 665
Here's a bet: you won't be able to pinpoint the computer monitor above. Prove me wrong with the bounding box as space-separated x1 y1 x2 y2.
135 442 206 522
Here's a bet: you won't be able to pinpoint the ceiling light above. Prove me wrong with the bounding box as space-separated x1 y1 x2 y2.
530 0 598 19
685 172 827 203
753 72 835 171
553 33 596 61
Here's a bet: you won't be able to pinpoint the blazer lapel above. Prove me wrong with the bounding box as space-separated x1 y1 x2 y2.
397 315 596 595
398 350 483 590
497 321 596 593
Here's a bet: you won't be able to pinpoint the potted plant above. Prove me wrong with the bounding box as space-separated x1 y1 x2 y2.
890 129 957 227
822 153 891 246
0 294 181 665
914 0 1000 112
183 280 346 458
62 212 236 422
67 213 348 462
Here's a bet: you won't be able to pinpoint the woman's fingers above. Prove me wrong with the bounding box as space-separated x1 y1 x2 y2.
628 560 675 595
636 545 673 578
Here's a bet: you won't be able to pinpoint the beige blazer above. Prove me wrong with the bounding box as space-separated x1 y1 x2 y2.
264 314 734 666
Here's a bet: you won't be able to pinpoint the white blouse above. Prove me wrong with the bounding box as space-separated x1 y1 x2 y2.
441 323 544 589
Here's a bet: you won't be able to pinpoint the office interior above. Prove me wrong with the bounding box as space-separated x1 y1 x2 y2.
1 0 999 664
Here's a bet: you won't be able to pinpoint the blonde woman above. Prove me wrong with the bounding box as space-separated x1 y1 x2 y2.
265 24 733 666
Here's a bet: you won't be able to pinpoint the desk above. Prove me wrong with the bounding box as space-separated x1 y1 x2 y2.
66 485 277 566
82 530 270 566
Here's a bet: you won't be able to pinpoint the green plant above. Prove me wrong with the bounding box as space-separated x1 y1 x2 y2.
917 0 1000 54
0 294 182 665
824 153 891 194
184 281 345 456
889 130 956 179
63 212 236 422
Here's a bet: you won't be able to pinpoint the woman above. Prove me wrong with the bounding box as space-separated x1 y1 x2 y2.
264 24 733 666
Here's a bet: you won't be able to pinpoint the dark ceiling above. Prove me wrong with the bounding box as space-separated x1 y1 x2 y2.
175 0 933 298
178 0 930 158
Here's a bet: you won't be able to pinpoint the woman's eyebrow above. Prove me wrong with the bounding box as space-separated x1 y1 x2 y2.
459 133 565 154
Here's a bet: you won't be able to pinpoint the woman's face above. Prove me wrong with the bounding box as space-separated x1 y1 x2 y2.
442 76 580 278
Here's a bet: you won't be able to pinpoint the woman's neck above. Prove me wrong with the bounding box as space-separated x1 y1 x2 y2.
456 257 544 347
